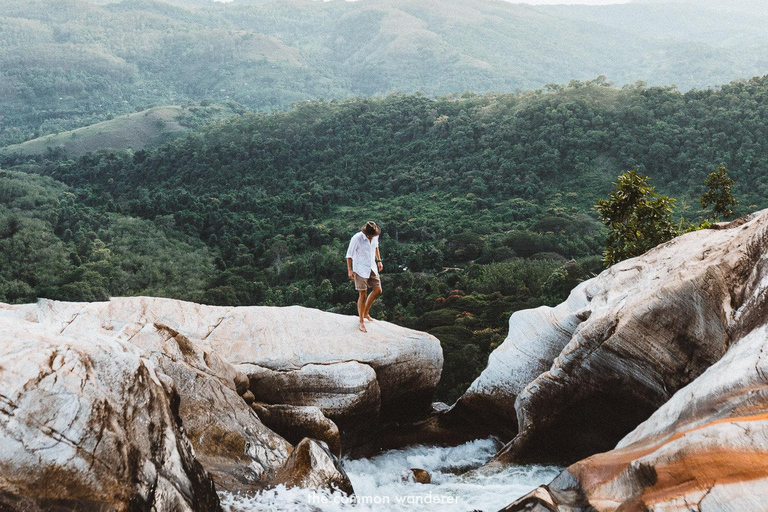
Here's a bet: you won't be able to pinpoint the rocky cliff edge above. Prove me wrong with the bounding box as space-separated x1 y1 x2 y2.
0 298 442 509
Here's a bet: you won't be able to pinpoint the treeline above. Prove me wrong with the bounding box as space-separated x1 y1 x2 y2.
0 169 213 303
3 78 767 400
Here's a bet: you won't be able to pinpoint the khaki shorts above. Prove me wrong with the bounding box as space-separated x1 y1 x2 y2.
354 271 381 291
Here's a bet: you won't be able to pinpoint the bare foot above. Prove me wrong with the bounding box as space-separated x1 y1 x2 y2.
358 322 367 333
365 314 374 321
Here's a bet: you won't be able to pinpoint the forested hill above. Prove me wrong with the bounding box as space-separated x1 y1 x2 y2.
3 77 768 399
4 0 768 146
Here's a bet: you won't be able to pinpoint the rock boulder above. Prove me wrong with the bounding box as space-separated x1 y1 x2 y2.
18 298 442 452
457 211 768 463
0 310 221 511
10 299 293 493
503 321 768 511
0 296 442 504
272 438 354 496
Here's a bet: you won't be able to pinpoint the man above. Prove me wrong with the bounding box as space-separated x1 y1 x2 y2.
345 221 384 333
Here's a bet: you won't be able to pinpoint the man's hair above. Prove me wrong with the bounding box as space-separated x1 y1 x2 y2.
362 221 381 237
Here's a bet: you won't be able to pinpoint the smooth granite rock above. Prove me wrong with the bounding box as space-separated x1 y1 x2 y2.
0 296 442 505
20 298 441 451
2 299 293 493
458 211 768 463
271 438 354 496
503 322 768 511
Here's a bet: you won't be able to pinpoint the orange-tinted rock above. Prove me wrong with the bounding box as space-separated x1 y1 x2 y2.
405 468 431 484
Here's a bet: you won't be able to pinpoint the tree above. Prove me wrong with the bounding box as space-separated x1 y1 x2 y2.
596 171 678 266
701 165 737 221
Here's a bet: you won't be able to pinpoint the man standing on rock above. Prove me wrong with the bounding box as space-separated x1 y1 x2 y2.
346 221 384 333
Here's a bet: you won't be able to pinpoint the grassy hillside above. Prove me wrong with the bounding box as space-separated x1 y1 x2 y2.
3 0 768 146
630 0 768 16
2 106 185 158
0 104 240 157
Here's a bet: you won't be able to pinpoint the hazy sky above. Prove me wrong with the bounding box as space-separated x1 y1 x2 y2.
516 0 631 4
211 0 635 3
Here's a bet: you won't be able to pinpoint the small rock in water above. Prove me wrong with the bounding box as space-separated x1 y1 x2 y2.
401 468 431 484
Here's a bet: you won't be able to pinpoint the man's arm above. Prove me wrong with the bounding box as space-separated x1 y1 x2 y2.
375 247 383 272
346 235 357 280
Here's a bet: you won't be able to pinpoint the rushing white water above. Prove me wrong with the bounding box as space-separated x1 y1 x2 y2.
220 438 561 512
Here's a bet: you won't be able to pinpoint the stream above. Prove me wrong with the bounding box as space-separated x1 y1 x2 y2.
220 438 561 512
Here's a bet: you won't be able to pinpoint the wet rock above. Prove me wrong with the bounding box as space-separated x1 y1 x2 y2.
0 313 221 511
457 211 768 463
253 403 342 457
401 468 431 484
431 402 450 413
500 486 558 512
272 438 354 496
345 399 494 459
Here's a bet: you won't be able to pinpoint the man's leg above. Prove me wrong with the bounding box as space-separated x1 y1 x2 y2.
358 290 368 332
363 286 382 321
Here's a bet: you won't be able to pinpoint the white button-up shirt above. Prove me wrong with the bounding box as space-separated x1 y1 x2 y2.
346 232 379 278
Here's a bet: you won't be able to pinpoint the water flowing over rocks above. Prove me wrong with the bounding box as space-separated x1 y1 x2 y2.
0 298 442 507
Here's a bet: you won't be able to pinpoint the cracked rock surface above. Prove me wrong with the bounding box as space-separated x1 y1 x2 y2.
0 298 441 505
503 322 768 511
0 312 221 511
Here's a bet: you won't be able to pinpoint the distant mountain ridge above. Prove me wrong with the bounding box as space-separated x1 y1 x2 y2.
3 0 768 146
